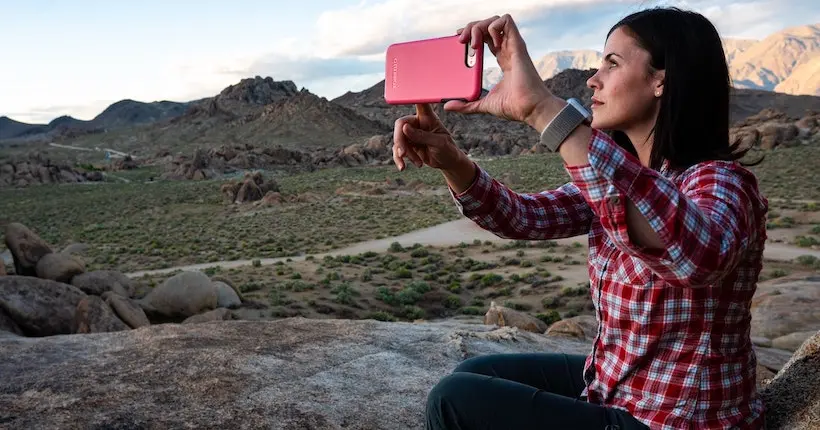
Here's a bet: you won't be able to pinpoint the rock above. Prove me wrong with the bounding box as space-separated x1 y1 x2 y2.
751 274 820 340
0 276 86 337
563 315 598 339
752 336 773 348
211 276 243 301
102 292 150 329
545 319 586 340
773 331 818 353
761 330 820 430
757 364 776 389
61 243 89 257
756 346 799 373
35 252 85 283
183 308 234 324
0 308 23 335
0 261 5 276
483 301 547 334
213 281 241 308
0 318 591 429
71 270 134 297
73 296 129 334
139 271 218 322
0 153 103 189
3 222 53 277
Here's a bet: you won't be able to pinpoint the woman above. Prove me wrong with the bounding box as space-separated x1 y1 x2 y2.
392 7 768 430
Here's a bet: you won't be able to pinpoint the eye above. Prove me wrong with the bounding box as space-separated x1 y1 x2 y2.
608 60 618 68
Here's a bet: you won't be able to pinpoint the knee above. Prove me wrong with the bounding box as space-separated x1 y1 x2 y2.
428 373 465 401
426 373 473 429
426 373 473 415
453 354 498 374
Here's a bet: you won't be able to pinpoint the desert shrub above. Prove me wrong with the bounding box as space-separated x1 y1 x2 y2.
443 295 463 309
536 310 562 326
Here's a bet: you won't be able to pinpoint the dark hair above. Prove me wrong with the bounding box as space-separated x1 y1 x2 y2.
606 7 761 170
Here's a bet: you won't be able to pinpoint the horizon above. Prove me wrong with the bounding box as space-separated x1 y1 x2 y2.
2 0 819 124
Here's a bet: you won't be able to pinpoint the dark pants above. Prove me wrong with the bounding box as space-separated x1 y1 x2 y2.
425 353 650 430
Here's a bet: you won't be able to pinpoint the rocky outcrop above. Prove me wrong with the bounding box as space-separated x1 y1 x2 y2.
730 109 819 149
220 171 280 204
0 153 103 188
761 330 820 430
751 274 820 351
0 318 816 429
0 318 590 429
161 148 218 180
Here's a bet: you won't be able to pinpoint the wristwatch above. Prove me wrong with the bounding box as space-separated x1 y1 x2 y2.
539 98 592 152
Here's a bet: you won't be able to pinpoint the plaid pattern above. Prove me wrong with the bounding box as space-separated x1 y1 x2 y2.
450 129 768 430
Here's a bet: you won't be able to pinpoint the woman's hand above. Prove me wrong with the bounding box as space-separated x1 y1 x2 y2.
444 14 559 128
393 103 462 171
392 103 477 192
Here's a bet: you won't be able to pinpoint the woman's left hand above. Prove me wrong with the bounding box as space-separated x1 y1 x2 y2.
444 14 558 127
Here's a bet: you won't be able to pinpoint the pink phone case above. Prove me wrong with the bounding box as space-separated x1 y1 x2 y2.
384 35 484 105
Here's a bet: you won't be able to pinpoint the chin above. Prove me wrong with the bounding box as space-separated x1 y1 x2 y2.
590 117 613 130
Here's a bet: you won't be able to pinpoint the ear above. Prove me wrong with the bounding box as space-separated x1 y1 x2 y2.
653 69 665 97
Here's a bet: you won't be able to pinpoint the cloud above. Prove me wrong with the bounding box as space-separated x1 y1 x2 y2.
238 56 384 83
313 0 638 57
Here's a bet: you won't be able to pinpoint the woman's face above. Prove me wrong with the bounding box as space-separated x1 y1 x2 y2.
586 27 665 132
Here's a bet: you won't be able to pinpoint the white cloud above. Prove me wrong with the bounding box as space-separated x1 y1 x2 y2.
313 0 637 57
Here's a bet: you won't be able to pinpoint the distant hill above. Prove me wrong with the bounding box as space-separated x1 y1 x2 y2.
0 99 190 141
482 23 820 97
0 117 47 140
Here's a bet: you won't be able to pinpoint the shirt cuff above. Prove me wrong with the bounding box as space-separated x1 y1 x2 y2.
449 161 490 215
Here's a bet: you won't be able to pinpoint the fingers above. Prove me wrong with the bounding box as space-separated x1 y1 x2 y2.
415 103 435 119
487 17 505 51
457 14 522 52
442 99 480 114
393 115 423 170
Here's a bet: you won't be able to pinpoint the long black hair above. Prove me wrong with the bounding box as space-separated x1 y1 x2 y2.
607 7 761 170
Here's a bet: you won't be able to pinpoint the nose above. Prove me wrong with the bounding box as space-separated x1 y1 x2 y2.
587 70 601 90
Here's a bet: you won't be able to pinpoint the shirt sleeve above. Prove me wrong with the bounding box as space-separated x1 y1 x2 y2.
565 129 756 287
450 162 594 240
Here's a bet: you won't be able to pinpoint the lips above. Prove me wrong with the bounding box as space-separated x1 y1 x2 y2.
591 97 604 108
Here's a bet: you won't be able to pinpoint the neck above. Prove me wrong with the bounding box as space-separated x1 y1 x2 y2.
624 122 656 167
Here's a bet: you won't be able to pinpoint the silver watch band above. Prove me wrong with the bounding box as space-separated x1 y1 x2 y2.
539 98 591 152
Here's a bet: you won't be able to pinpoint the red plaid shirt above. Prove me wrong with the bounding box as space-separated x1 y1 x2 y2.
450 129 768 429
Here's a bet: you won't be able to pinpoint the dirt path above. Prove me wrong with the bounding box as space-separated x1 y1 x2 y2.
124 218 820 278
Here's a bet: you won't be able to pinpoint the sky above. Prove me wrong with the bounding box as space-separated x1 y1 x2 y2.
1 0 819 124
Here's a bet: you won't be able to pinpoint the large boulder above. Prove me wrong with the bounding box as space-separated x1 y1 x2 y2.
3 223 52 277
761 330 820 430
213 281 241 308
751 274 820 340
71 270 134 297
138 271 218 322
72 296 129 334
35 252 85 283
102 292 149 329
0 276 86 336
0 318 591 429
483 301 547 333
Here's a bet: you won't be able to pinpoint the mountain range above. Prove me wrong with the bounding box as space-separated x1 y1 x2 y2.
0 22 818 154
0 100 190 141
483 23 820 96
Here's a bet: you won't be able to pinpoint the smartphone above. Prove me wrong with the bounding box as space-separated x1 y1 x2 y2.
384 34 484 105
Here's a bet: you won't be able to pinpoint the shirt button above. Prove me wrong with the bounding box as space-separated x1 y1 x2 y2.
609 196 620 205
